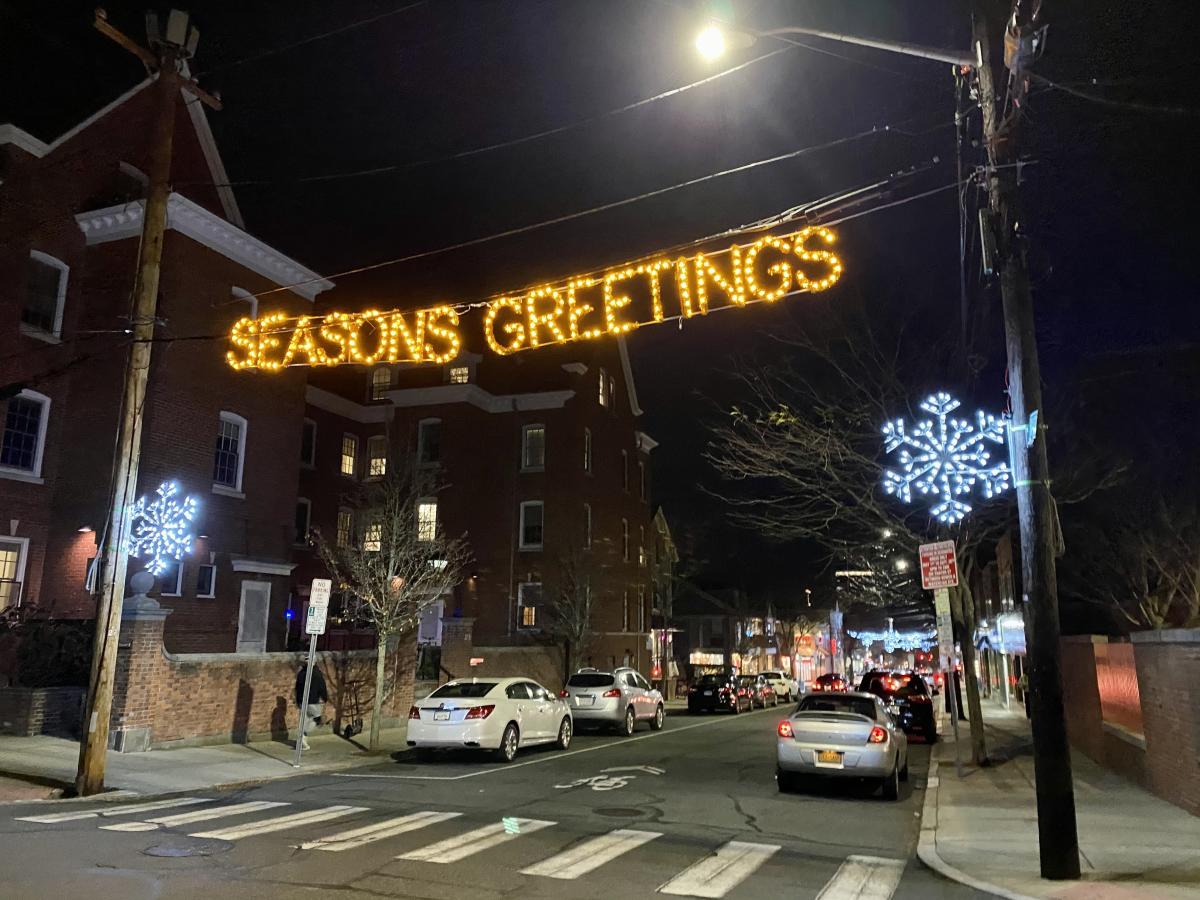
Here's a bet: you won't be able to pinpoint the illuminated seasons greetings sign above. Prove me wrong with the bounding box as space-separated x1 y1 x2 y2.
225 226 844 371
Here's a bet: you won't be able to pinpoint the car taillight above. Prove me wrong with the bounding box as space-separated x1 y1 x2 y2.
777 720 794 738
559 690 570 698
465 705 495 720
408 706 421 720
868 726 888 744
602 688 621 698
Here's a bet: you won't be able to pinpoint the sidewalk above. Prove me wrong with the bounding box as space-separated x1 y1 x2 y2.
919 700 1200 899
0 723 407 801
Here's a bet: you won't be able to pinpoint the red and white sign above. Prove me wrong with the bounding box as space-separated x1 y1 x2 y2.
919 540 959 590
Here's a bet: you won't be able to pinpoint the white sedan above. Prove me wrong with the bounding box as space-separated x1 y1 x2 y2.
406 677 573 762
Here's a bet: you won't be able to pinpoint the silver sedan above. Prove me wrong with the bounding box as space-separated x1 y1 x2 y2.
775 691 909 800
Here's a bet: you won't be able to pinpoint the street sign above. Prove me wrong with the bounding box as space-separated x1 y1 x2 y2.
309 578 332 608
305 604 328 635
933 588 955 663
919 540 959 590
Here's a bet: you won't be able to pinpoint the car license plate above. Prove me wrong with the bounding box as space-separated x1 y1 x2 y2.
703 690 713 696
433 711 450 721
579 695 594 706
816 750 844 767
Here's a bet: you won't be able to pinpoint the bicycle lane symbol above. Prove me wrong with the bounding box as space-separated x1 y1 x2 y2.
554 766 666 792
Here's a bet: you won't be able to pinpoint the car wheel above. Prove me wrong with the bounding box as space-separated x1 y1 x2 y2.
650 704 665 730
556 717 572 750
495 723 519 763
622 706 636 736
882 762 900 801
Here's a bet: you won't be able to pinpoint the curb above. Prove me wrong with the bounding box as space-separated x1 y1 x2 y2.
916 712 1039 900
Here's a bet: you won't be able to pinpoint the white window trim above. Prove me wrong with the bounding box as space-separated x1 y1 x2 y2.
158 560 184 597
295 497 312 546
583 427 592 473
301 418 317 468
583 502 592 549
196 562 217 599
639 525 646 567
621 449 629 491
22 250 69 342
417 417 441 465
0 388 50 483
519 500 544 551
0 536 30 609
366 434 388 479
639 460 646 500
521 423 546 472
340 432 358 478
621 517 629 561
231 286 258 319
370 365 392 401
598 368 609 407
213 411 247 496
517 581 542 630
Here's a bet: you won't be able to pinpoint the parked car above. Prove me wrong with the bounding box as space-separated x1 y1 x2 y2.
760 670 798 701
687 672 752 714
407 677 572 762
739 674 778 708
813 673 849 693
776 691 909 799
857 670 937 742
561 667 664 734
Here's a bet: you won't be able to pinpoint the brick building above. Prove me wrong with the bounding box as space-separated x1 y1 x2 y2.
0 77 332 653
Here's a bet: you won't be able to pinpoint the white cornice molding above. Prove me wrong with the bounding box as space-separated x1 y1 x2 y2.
306 385 390 424
561 362 588 375
231 558 296 576
387 383 575 413
0 125 49 158
76 193 334 300
617 337 643 416
636 430 659 453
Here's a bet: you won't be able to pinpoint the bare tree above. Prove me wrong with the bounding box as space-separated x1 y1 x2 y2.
313 455 470 750
545 548 595 678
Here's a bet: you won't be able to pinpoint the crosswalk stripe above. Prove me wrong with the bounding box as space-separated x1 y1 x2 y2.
815 855 906 900
398 818 555 864
190 805 368 840
521 828 662 880
658 840 780 898
101 801 291 832
301 810 462 852
16 797 210 824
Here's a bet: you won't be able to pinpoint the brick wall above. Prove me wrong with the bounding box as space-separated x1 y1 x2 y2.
0 686 84 736
1132 629 1200 815
1059 636 1106 761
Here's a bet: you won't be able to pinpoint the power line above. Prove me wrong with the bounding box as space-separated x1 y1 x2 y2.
1031 73 1200 117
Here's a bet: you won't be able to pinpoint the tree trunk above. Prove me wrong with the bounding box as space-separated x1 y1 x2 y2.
370 633 388 751
951 582 988 765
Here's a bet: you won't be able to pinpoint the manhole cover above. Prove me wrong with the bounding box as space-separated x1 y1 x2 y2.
143 837 231 857
595 807 644 818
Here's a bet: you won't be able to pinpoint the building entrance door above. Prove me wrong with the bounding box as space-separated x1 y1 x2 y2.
236 580 271 652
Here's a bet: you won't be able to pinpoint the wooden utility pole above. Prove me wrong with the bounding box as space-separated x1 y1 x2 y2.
77 9 220 796
972 5 1081 880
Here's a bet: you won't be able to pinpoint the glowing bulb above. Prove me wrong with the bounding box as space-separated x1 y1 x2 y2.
695 25 726 60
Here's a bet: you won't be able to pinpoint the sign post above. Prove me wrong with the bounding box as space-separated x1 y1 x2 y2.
920 541 964 777
293 578 332 768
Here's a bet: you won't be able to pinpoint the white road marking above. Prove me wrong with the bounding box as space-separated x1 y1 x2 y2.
190 805 367 840
16 797 209 824
658 840 780 898
301 810 461 852
521 828 661 879
815 855 906 900
397 818 555 863
101 801 290 832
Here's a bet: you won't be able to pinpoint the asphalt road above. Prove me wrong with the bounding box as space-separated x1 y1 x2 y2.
0 707 991 899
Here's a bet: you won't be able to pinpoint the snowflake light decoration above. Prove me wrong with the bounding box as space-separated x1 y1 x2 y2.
127 481 198 576
881 391 1011 525
849 621 936 653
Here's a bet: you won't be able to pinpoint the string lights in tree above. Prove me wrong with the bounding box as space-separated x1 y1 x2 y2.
881 391 1011 525
127 481 198 576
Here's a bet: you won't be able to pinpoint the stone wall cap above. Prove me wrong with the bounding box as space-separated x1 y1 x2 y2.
1130 627 1200 645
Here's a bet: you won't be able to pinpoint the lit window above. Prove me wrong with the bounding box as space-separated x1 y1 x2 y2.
363 519 382 552
522 424 545 470
340 434 358 477
518 582 543 629
300 419 317 466
1 389 50 478
23 251 68 339
157 559 183 596
598 367 608 406
0 538 28 611
449 366 470 384
520 501 544 550
213 412 246 491
294 498 311 545
639 460 646 500
418 500 438 542
583 503 592 549
196 564 216 598
370 366 392 400
367 435 388 477
583 428 592 472
638 526 646 567
336 508 353 547
622 518 629 561
621 450 629 491
417 419 441 464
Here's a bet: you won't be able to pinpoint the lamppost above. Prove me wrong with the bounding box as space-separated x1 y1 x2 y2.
693 8 1079 881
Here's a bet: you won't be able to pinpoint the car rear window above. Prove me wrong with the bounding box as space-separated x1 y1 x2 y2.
867 674 928 698
799 696 878 718
430 682 496 698
568 674 615 688
697 674 727 685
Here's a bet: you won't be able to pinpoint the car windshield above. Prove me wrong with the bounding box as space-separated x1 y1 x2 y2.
568 673 615 688
430 682 496 698
696 674 728 685
798 695 878 719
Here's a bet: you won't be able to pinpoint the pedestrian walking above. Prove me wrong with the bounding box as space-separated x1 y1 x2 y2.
295 663 329 750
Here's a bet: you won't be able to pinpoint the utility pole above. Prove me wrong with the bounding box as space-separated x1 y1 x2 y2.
972 4 1080 880
77 9 220 796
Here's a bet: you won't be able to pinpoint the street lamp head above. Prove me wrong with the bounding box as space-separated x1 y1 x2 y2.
695 25 727 60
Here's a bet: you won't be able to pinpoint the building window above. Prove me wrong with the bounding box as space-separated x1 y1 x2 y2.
0 389 50 478
23 251 68 339
621 450 629 491
606 374 616 410
449 365 470 384
622 589 629 632
0 538 28 610
213 412 246 492
340 433 358 477
638 526 646 567
363 518 382 552
417 419 441 464
621 518 629 561
367 435 388 478
336 508 353 547
583 428 592 473
294 498 311 545
522 424 545 471
598 368 608 406
519 501 544 550
583 503 592 549
638 585 646 632
300 419 317 467
518 582 543 629
639 460 646 500
370 366 392 400
196 563 216 598
157 559 183 597
418 499 438 542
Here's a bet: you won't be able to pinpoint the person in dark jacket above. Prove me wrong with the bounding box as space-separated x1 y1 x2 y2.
295 664 329 750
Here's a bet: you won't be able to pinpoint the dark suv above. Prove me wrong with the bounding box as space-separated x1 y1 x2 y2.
687 673 751 714
858 670 937 742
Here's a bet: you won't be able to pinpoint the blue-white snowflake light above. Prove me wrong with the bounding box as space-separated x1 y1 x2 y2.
127 481 198 576
881 391 1011 525
849 619 936 653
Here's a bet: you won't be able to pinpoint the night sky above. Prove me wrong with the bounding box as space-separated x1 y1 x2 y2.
4 1 1197 615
